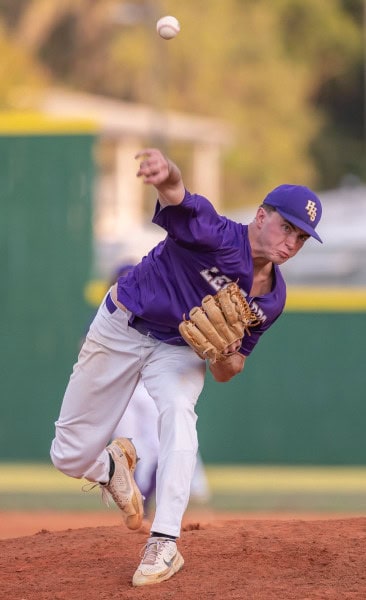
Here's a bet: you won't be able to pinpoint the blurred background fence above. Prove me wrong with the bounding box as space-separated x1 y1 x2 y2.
0 115 96 461
198 307 366 466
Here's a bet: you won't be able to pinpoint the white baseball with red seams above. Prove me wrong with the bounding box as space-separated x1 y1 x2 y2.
156 15 180 40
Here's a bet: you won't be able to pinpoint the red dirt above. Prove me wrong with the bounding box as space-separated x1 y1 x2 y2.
1 512 366 599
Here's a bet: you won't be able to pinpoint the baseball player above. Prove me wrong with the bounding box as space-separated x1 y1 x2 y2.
50 148 322 587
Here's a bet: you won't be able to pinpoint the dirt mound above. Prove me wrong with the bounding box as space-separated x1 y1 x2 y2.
2 517 366 599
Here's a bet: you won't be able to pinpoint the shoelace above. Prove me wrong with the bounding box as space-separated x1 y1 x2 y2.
82 482 112 506
82 480 146 507
141 540 169 565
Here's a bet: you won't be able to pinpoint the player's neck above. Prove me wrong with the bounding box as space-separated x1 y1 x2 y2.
247 222 274 272
250 259 273 296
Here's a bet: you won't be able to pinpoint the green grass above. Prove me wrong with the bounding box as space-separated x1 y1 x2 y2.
1 464 366 513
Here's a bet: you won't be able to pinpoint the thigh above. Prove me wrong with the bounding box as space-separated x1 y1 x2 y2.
142 343 206 415
56 302 141 440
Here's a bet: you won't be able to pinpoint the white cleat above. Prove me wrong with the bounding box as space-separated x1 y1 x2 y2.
103 437 144 530
132 536 184 586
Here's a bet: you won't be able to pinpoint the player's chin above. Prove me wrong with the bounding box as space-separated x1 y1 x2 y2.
271 255 289 265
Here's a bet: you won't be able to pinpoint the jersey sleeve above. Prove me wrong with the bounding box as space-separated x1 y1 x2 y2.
241 316 280 356
152 190 227 251
240 263 287 356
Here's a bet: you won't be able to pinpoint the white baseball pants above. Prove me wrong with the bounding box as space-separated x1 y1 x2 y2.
50 293 206 537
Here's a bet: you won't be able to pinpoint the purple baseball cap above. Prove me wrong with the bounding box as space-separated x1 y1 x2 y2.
263 184 323 243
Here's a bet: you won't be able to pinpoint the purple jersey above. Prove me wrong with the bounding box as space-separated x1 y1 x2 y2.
117 190 286 356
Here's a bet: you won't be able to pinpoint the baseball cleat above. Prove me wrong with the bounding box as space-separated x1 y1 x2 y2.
132 536 184 586
103 437 144 530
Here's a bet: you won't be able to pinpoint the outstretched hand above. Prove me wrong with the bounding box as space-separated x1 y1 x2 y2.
135 148 185 207
135 148 171 186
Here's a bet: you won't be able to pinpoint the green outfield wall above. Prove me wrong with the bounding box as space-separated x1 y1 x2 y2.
197 292 366 466
1 119 365 467
0 114 97 461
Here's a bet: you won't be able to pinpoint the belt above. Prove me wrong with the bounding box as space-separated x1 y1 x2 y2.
105 292 150 337
129 318 151 336
105 292 117 314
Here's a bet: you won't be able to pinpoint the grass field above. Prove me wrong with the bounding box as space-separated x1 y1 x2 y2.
1 463 366 514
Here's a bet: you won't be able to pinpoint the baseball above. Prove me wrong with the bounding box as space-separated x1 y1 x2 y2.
156 15 180 40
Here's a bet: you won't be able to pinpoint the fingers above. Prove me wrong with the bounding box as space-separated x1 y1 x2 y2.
135 148 169 184
222 340 242 355
135 148 159 160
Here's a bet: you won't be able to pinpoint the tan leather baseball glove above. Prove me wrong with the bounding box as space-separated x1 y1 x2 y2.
178 282 259 363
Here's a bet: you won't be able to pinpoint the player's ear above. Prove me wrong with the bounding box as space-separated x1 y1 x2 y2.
255 206 266 226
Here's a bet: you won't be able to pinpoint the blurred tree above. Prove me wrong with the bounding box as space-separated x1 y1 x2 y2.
0 0 363 205
277 0 365 187
0 20 46 109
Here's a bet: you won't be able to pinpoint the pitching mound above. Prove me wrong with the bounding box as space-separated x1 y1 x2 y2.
2 517 366 599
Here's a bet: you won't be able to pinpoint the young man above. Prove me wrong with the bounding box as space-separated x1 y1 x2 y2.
50 148 322 586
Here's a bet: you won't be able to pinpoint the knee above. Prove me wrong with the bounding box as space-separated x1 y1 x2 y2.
158 399 198 453
50 438 85 479
160 400 196 430
50 450 83 479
